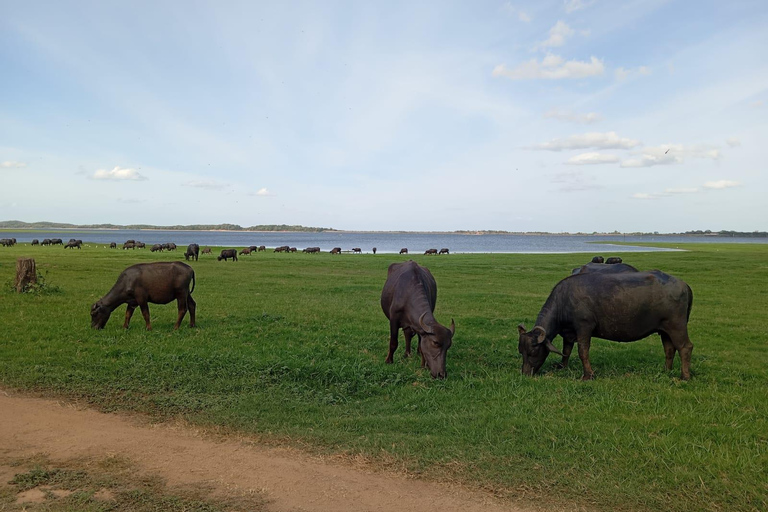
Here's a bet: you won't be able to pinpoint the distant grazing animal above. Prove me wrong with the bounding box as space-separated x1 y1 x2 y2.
123 242 136 250
518 270 694 380
110 242 117 249
352 247 362 253
606 257 623 264
201 247 212 255
185 243 199 261
31 239 40 246
0 239 10 247
64 240 82 249
380 260 455 379
399 248 408 255
439 248 449 255
303 247 320 253
125 240 136 245
274 245 289 253
90 261 196 331
330 247 341 254
239 247 251 255
373 247 377 255
424 248 438 255
41 239 52 246
51 238 63 245
289 247 297 253
135 242 146 249
591 255 604 263
218 249 238 261
162 243 177 251
248 246 260 253
258 245 266 252
571 262 638 276
150 244 163 252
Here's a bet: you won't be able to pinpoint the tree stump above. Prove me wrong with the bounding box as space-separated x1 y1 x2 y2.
15 257 37 293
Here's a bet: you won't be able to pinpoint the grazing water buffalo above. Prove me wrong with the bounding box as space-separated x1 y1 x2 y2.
185 243 199 261
289 247 297 253
51 238 63 245
239 247 252 255
248 245 260 253
330 247 341 254
274 245 289 253
218 249 238 261
201 247 212 255
0 239 10 246
303 247 320 253
91 261 196 331
123 242 135 250
373 247 377 254
518 270 694 380
399 248 408 255
381 261 456 379
150 244 163 252
64 240 82 249
258 245 266 252
31 239 39 246
424 248 438 255
41 239 52 246
135 242 146 249
110 242 117 249
439 248 449 255
352 247 362 253
591 255 604 263
606 256 623 264
571 262 638 275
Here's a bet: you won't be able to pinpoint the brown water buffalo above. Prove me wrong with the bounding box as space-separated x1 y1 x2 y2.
109 242 117 249
185 243 199 261
274 245 289 253
518 270 694 380
289 247 297 253
399 248 408 254
91 261 196 331
150 244 163 252
218 249 238 261
352 247 362 253
239 247 252 255
202 247 212 255
381 261 455 379
439 248 449 255
571 262 638 275
424 248 438 255
330 247 341 254
606 256 623 264
591 255 604 263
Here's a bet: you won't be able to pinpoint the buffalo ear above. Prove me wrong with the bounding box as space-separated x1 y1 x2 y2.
532 326 546 344
449 318 456 336
545 340 564 356
517 324 527 336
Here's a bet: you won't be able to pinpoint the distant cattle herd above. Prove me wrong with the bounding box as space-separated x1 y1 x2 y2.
4 237 694 382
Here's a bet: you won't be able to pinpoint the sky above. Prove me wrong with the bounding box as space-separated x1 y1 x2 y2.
1 0 766 232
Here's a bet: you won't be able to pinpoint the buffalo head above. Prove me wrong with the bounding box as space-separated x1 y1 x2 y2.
517 324 563 376
90 302 112 329
418 313 455 379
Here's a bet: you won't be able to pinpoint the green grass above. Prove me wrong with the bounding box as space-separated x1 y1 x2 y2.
1 243 766 512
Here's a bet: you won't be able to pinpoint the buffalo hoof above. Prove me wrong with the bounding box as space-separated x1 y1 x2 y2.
553 362 568 370
581 373 594 381
385 357 393 364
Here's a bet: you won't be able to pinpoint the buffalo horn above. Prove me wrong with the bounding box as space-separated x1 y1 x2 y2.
419 312 434 334
449 318 456 336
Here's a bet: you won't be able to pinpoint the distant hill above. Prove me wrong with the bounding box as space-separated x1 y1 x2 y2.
0 220 336 232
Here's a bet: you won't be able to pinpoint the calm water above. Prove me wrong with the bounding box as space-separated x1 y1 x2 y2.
2 230 765 254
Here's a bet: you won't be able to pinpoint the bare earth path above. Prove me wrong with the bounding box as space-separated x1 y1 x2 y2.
0 390 533 512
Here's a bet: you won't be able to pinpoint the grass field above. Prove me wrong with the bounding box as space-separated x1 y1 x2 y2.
0 242 766 512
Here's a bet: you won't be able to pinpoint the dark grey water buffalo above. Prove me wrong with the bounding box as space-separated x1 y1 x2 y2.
150 244 163 252
41 239 52 246
373 247 377 254
123 242 136 250
439 248 449 255
330 247 341 254
248 245 260 253
274 245 289 253
518 270 694 380
571 262 638 275
91 261 196 330
185 243 199 261
399 248 408 255
218 249 238 261
424 248 438 255
51 238 63 245
591 255 604 263
109 242 117 249
135 242 146 249
352 247 362 253
258 245 266 252
31 239 39 246
303 247 320 253
380 261 456 379
64 240 82 249
606 256 623 264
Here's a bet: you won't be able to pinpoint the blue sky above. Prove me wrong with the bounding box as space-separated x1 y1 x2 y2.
1 0 766 231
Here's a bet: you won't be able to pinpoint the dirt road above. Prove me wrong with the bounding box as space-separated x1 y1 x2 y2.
0 390 532 512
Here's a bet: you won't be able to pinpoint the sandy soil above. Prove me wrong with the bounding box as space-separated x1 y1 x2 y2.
0 390 534 512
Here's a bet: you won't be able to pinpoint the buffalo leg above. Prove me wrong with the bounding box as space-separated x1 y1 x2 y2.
660 332 676 371
123 305 136 329
403 326 415 357
417 335 426 368
187 295 196 327
667 327 693 380
139 303 152 331
576 336 595 380
385 320 399 364
174 296 188 330
555 334 576 369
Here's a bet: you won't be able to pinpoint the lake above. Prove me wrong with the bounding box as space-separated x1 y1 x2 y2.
2 230 765 254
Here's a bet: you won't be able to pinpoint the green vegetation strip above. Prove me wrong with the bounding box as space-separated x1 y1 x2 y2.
1 243 766 512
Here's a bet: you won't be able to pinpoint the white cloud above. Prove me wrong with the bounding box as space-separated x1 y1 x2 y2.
565 152 620 165
538 21 574 49
255 187 274 196
1 161 27 168
92 166 147 181
620 144 720 168
518 11 531 22
494 54 604 80
531 131 641 151
726 137 741 147
564 0 596 13
502 2 532 22
638 66 652 75
183 179 229 190
703 180 740 189
664 187 699 194
615 66 651 81
632 193 658 200
544 108 602 124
